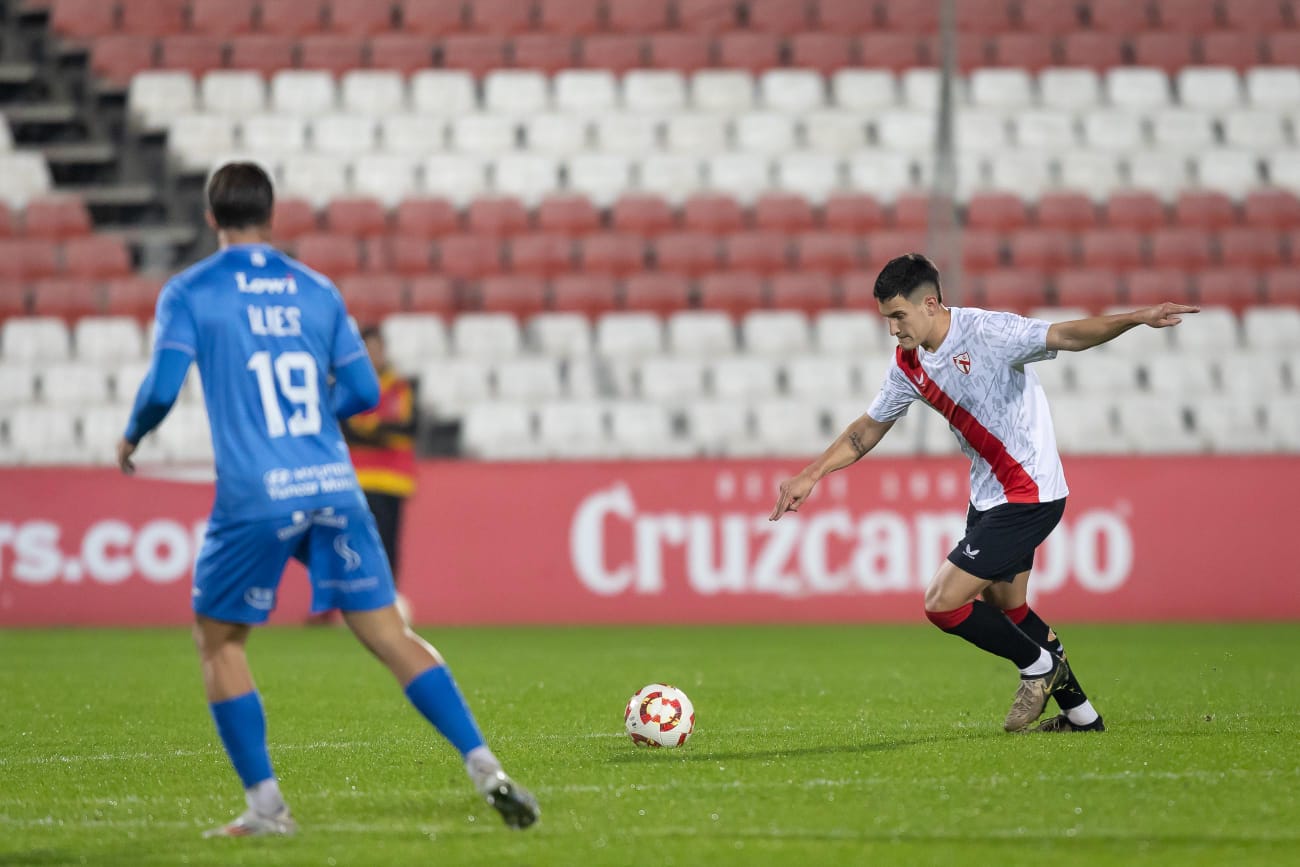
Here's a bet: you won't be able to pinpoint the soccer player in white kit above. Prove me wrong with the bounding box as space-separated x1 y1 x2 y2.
770 254 1198 732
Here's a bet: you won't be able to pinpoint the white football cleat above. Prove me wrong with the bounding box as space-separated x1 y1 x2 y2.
203 807 298 838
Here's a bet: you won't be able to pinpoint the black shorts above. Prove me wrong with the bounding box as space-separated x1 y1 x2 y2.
946 498 1066 583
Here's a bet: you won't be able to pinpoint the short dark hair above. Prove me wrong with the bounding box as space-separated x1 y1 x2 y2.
873 253 943 304
207 162 274 230
360 325 382 342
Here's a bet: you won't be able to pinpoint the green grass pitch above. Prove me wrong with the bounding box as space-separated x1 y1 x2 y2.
2 624 1298 866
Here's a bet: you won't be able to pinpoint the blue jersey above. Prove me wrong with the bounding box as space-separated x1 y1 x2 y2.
151 243 371 522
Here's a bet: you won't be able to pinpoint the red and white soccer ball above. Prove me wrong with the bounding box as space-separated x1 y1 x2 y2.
624 683 695 748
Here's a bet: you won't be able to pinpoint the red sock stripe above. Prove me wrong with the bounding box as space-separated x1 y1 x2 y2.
1003 603 1029 625
926 603 974 630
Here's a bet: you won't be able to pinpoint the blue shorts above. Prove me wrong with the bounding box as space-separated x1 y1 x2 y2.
193 505 397 624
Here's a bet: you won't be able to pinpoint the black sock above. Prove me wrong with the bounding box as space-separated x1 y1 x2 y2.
927 600 1044 670
1011 607 1088 710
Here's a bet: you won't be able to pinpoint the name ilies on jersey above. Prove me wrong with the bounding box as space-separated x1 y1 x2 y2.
867 307 1069 510
153 244 369 522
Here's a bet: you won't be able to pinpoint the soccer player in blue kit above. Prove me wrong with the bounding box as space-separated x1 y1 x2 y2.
117 162 538 837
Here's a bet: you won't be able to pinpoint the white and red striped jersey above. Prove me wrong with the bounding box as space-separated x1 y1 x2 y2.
867 306 1069 510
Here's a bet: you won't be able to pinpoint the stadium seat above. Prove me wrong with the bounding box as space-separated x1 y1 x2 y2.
441 34 510 77
22 196 91 239
510 33 575 73
815 310 888 356
270 71 337 116
1245 67 1300 109
261 0 326 35
522 113 586 155
1131 33 1195 74
595 312 664 358
200 71 265 116
226 35 296 77
1197 397 1275 454
795 231 863 274
977 269 1048 312
508 232 573 277
186 0 252 35
753 193 815 233
62 236 131 280
578 34 644 74
102 277 161 319
988 32 1056 72
622 273 691 315
1008 229 1075 272
1196 151 1264 198
594 114 658 155
476 275 548 319
400 0 466 35
987 151 1053 201
1055 269 1122 311
538 401 612 458
667 310 735 356
422 154 489 205
638 154 706 204
1173 191 1238 230
637 356 707 403
244 115 308 158
0 239 56 281
648 32 714 73
380 314 449 374
682 400 750 454
1241 305 1300 349
1125 268 1192 305
679 194 744 235
751 399 827 457
493 154 561 207
461 403 541 459
279 154 349 207
816 0 875 30
406 275 457 316
1060 32 1125 71
466 196 530 237
0 362 35 404
339 274 405 323
128 71 196 131
339 72 406 117
330 0 396 35
769 272 835 314
1217 228 1284 269
295 233 361 277
410 70 476 114
1152 0 1219 32
789 32 856 75
157 36 224 77
417 357 493 417
698 272 765 317
394 197 460 238
822 194 887 233
566 154 632 207
962 231 1004 274
1141 355 1216 399
1199 32 1263 71
690 69 755 113
451 312 523 359
1163 305 1240 353
74 316 144 363
367 34 436 74
552 274 619 317
324 197 387 237
724 230 790 275
653 232 719 277
495 357 563 404
1177 67 1243 110
2 316 71 362
1149 227 1213 271
853 33 925 72
538 193 602 235
6 405 81 463
579 232 645 277
1243 189 1300 229
862 229 927 271
90 36 157 87
1104 192 1167 231
29 279 102 318
803 111 868 154
50 0 116 39
1035 192 1097 231
528 312 592 357
784 356 854 400
364 235 434 275
710 355 779 401
1115 396 1202 453
437 234 504 280
1196 268 1263 310
742 309 810 356
965 192 1029 232
1263 269 1300 306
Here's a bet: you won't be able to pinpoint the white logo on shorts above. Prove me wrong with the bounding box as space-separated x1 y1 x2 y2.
244 587 276 610
963 544 980 559
334 535 362 571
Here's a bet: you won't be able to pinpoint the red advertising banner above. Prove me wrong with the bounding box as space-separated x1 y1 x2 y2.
2 457 1297 626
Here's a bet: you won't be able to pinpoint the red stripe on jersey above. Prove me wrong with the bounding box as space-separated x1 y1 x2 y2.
896 347 1041 503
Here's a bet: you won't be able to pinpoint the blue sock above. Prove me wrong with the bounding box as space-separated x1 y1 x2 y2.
209 690 274 789
403 666 486 757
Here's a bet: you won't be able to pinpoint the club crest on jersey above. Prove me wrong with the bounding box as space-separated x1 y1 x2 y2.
952 351 972 374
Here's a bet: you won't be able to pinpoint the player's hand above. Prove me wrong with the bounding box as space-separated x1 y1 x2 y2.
770 471 817 521
1137 302 1200 328
116 438 138 475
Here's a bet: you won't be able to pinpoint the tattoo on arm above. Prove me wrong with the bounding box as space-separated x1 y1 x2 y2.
849 431 868 457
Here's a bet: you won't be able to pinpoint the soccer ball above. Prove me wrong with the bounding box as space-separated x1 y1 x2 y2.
624 683 695 748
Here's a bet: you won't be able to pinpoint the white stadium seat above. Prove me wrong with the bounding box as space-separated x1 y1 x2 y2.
742 310 810 356
493 153 560 205
1246 67 1300 109
637 154 704 203
609 402 690 457
1070 355 1140 393
876 110 936 152
1082 110 1145 151
0 152 54 206
566 153 632 206
1031 357 1069 393
4 405 80 464
1126 152 1191 199
752 400 826 457
3 317 70 363
270 71 336 116
554 70 617 115
691 70 755 112
153 404 213 462
381 314 448 376
538 401 609 458
279 153 349 206
1058 151 1123 197
1149 108 1216 152
1213 353 1287 400
494 358 563 404
352 154 418 206
1014 110 1078 150
483 70 550 116
710 356 779 400
0 364 36 403
523 113 588 155
311 114 378 156
461 403 542 459
595 313 663 360
1269 400 1300 449
410 70 477 115
847 150 915 200
111 360 150 404
623 71 688 113
340 71 406 116
1177 67 1242 110
735 112 796 154
528 313 591 357
814 311 888 356
1241 306 1300 350
1106 67 1170 109
1115 397 1202 453
785 357 856 400
594 114 660 155
1166 306 1239 353
705 152 771 202
200 71 266 116
1195 151 1262 198
831 69 897 110
75 317 145 363
1196 398 1273 453
776 152 840 202
987 151 1052 199
241 114 307 157
1142 355 1217 395
969 68 1033 109
449 114 518 154
666 311 736 357
760 70 824 112
423 154 489 205
1039 68 1102 109
1222 110 1289 150
1049 396 1126 454
803 111 868 154
80 405 133 464
129 71 196 130
416 358 493 418
956 110 1010 153
683 400 749 454
638 356 707 403
900 69 951 111
664 114 728 156
381 115 446 154
452 313 522 360
41 363 111 405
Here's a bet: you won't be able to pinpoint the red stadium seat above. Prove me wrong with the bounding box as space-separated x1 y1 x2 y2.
119 0 187 37
22 196 91 239
1267 32 1300 65
579 232 646 277
1263 269 1300 306
1104 192 1167 232
299 34 367 74
854 33 925 71
476 275 547 318
753 193 816 233
839 271 876 309
955 0 1016 33
1035 192 1098 232
260 0 327 35
863 230 927 269
1008 229 1075 272
816 0 875 30
890 193 929 229
400 0 465 35
1055 269 1123 311
920 33 990 72
1060 32 1125 70
511 34 576 72
648 32 715 72
676 0 740 33
1131 33 1195 75
609 194 676 236
158 36 226 76
0 202 13 237
508 233 574 277
606 0 671 32
339 274 405 323
90 36 157 86
1224 0 1288 30
1124 268 1191 305
30 278 103 318
748 0 812 32
61 236 129 280
440 33 509 76
681 194 746 235
977 269 1048 313
228 35 296 76
1195 268 1263 310
436 234 504 279
538 194 603 235
539 0 600 33
1020 0 1082 32
1149 227 1213 271
962 231 1004 274
623 273 690 315
329 0 396 35
50 0 115 39
1217 228 1285 269
1199 32 1263 70
406 275 457 315
654 232 720 277
1087 0 1152 31
191 0 256 34
990 33 1057 72
296 233 362 277
698 272 764 317
966 192 1029 232
103 276 161 319
368 34 437 74
1243 189 1300 229
795 231 863 274
270 198 319 242
363 235 435 274
822 194 887 233
1152 0 1220 33
551 273 618 316
579 35 645 73
466 196 531 237
325 197 389 237
1172 191 1238 231
1080 229 1144 270
0 280 27 319
769 271 835 314
789 32 856 74
467 0 535 34
395 197 460 238
724 231 792 274
879 0 939 30
716 32 781 74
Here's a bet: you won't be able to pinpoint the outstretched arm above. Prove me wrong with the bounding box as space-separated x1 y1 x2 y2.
1046 302 1200 352
769 414 894 520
